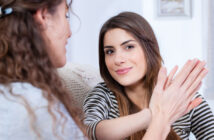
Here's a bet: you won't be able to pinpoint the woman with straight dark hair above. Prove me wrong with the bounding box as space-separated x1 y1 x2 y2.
0 0 86 139
84 12 214 140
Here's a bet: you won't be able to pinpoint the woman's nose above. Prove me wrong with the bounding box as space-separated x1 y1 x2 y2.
68 28 72 38
114 52 126 65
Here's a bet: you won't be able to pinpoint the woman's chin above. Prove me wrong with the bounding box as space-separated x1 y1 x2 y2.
54 58 67 68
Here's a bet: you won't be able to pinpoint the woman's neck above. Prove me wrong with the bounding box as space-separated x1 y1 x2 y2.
125 82 148 110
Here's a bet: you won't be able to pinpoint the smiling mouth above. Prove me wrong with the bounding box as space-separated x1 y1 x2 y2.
116 67 132 75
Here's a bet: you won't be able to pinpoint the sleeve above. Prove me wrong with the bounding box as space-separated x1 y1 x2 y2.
83 86 110 140
190 93 214 139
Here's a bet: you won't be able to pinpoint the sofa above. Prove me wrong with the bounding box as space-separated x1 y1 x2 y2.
57 63 103 117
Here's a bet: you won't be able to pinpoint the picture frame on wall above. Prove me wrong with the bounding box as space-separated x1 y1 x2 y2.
157 0 192 18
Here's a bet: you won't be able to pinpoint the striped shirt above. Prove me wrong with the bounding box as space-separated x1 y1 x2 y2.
83 82 214 140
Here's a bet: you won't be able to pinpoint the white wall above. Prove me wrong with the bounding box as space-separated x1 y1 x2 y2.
142 0 204 69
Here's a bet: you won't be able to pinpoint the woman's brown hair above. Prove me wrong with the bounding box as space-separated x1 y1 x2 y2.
0 0 85 139
99 12 180 140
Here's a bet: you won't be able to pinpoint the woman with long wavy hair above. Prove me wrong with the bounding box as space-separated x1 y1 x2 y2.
0 0 87 139
83 12 214 140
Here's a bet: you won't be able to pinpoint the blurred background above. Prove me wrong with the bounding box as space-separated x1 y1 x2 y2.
66 1 214 138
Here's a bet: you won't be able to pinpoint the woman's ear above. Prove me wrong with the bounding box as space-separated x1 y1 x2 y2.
33 8 50 29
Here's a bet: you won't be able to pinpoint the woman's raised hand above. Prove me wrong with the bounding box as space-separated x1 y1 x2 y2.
149 59 208 125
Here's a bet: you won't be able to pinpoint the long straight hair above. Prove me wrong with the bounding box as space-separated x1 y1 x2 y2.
0 0 85 138
99 12 180 140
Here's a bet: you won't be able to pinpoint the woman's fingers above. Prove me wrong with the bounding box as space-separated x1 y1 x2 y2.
185 98 202 114
186 68 208 98
185 82 202 114
172 59 198 87
165 65 178 89
182 61 206 91
154 67 167 93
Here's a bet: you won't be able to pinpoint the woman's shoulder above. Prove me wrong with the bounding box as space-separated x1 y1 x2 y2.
84 82 118 109
92 82 111 92
0 83 44 139
0 82 42 95
0 82 41 92
0 82 48 120
0 82 47 107
87 82 113 98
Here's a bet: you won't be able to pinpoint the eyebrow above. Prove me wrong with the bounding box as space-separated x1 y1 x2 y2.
104 40 135 49
120 40 135 46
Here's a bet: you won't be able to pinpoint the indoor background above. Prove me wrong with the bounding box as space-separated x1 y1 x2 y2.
65 1 214 139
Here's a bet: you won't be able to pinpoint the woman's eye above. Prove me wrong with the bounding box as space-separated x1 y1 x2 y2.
126 45 134 49
105 50 114 55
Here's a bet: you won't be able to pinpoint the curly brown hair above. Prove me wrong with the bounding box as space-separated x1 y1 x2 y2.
0 0 85 139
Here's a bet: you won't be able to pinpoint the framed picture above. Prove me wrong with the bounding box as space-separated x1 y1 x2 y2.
157 0 192 17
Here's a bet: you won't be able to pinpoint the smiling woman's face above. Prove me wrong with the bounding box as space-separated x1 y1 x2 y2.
103 28 147 87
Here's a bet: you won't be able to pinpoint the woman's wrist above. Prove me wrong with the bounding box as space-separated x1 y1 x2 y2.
150 112 171 139
143 112 171 140
149 105 172 126
139 108 152 129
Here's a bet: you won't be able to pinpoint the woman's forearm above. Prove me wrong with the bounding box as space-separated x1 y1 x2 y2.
142 113 171 140
96 108 151 140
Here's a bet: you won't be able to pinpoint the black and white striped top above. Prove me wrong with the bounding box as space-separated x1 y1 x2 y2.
83 82 214 140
